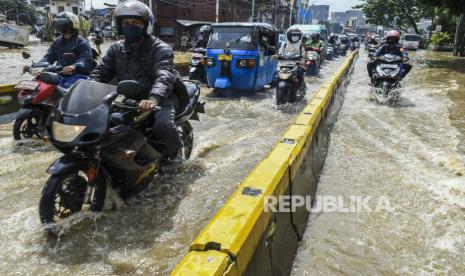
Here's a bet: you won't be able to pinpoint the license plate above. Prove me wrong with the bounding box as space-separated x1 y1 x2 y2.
279 61 296 67
15 80 39 91
380 64 398 69
218 54 232 61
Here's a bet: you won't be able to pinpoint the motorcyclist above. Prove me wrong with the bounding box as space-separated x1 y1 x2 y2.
194 25 211 49
367 36 378 47
38 12 93 77
367 30 412 82
328 33 337 44
307 32 324 52
340 34 351 48
90 0 182 164
279 27 306 89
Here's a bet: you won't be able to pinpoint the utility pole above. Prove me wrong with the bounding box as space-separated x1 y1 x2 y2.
216 0 219 23
251 0 255 22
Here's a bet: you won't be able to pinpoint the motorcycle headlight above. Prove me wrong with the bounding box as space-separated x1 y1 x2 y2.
279 72 292 79
52 121 86 143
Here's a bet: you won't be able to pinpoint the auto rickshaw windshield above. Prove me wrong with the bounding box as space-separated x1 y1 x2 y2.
208 27 257 50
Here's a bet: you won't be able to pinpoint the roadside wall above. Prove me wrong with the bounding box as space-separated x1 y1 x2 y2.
171 50 359 276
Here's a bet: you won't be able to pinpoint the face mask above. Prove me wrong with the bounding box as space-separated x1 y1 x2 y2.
291 35 300 42
122 24 144 43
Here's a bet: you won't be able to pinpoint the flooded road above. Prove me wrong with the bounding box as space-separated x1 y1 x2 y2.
0 43 346 274
292 51 465 275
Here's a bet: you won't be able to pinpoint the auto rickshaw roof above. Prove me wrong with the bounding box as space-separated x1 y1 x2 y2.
211 22 278 32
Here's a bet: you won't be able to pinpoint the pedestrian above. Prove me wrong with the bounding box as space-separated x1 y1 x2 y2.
94 30 104 54
180 32 189 52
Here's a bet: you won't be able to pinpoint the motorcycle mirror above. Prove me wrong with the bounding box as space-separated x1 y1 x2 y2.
22 52 31 59
62 53 76 66
117 80 140 100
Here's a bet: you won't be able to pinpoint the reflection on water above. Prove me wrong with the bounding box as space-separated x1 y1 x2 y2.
292 51 465 275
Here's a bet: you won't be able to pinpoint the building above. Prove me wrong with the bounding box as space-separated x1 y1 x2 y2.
48 0 85 17
153 0 253 46
308 5 329 22
331 10 364 26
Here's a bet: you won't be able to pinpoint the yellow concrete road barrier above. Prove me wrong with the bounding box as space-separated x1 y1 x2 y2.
171 49 359 276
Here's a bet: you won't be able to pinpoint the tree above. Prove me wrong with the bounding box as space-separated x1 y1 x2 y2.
354 0 432 34
422 0 465 56
0 0 37 25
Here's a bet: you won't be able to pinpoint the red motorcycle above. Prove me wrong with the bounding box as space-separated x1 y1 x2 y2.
13 52 83 140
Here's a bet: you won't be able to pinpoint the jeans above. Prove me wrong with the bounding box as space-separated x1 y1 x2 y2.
151 97 182 159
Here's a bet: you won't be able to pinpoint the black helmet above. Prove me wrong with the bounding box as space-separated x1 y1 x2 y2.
114 0 155 35
199 25 211 37
302 36 308 43
52 12 80 33
286 28 302 43
311 32 318 40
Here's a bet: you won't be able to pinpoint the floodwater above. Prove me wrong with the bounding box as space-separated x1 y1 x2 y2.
292 51 465 275
0 42 345 274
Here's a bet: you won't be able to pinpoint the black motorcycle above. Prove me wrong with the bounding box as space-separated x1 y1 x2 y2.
367 44 378 59
275 54 306 105
189 47 207 83
370 54 406 104
39 78 204 227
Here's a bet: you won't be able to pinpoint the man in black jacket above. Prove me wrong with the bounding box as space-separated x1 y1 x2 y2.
90 0 182 162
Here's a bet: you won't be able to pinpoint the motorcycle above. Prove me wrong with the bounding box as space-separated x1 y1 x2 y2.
275 54 306 105
370 53 406 104
188 47 207 83
38 78 205 228
339 44 348 56
13 52 87 140
325 45 334 60
305 48 321 76
367 44 378 59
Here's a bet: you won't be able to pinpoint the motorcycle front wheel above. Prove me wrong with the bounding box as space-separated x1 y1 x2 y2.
13 115 42 140
39 171 106 225
276 82 290 105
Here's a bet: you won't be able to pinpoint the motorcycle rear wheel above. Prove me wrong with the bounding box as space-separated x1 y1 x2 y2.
179 121 194 160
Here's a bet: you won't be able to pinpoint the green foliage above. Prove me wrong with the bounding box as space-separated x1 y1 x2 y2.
0 0 37 25
430 32 453 45
354 0 433 33
78 18 91 38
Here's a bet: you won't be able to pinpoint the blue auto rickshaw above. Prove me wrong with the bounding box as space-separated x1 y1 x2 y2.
205 23 279 93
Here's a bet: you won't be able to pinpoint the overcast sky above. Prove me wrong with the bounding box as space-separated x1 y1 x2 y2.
85 0 362 12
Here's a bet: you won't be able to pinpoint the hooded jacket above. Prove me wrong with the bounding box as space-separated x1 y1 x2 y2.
90 35 176 103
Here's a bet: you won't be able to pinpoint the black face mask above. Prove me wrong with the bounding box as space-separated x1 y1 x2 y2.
122 24 144 43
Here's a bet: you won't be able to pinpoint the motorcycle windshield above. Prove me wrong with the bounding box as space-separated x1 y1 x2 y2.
60 80 116 114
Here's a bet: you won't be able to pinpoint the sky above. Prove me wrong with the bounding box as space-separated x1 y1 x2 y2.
85 0 362 12
312 0 362 12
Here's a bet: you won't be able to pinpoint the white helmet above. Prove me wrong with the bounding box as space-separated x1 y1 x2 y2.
52 12 80 33
114 0 155 35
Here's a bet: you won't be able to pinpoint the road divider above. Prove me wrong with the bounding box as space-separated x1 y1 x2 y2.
171 50 359 276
